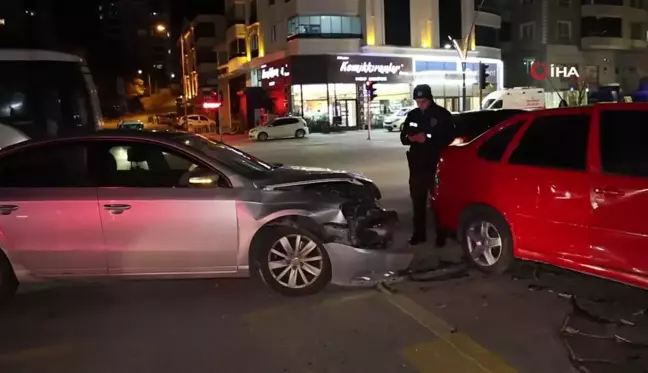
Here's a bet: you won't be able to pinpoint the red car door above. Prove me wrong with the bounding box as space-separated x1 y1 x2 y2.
502 108 593 266
589 106 648 289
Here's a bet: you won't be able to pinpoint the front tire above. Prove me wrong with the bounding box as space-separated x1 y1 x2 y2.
295 129 306 138
387 127 393 132
256 226 332 296
257 132 268 141
458 206 514 274
0 251 18 304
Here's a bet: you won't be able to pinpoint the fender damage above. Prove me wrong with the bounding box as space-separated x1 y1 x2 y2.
262 177 413 286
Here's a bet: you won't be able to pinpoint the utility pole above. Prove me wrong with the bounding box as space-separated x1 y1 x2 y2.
179 30 188 125
451 0 486 112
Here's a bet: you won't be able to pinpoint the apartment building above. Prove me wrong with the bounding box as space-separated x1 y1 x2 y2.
0 0 57 48
217 0 504 130
98 0 175 85
502 0 648 92
179 15 228 100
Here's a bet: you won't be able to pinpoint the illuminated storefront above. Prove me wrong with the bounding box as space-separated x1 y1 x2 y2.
253 54 413 130
412 56 504 111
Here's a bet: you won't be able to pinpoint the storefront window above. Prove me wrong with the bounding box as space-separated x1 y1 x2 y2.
300 84 329 125
368 83 412 127
287 15 362 39
290 85 302 116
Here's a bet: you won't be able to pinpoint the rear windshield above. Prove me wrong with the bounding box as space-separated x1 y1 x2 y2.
453 110 525 140
0 61 98 139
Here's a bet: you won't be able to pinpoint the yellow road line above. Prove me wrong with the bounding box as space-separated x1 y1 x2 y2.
377 286 518 373
0 344 72 363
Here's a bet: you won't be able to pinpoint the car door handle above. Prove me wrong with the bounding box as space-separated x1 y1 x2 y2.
0 205 19 215
593 188 625 197
103 204 131 214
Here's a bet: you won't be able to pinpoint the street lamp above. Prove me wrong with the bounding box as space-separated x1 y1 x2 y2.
448 35 468 112
155 24 166 33
137 69 143 75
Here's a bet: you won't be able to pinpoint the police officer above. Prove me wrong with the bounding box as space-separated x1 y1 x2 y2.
401 84 455 247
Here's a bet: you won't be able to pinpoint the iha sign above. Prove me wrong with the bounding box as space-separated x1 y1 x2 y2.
530 61 579 80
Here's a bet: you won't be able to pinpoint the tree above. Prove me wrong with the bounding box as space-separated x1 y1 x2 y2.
126 78 145 98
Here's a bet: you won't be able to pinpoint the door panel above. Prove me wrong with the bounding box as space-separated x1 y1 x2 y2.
0 188 105 276
589 174 648 279
503 111 592 263
99 188 238 275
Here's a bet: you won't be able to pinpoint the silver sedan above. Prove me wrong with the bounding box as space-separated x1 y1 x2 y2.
0 131 412 300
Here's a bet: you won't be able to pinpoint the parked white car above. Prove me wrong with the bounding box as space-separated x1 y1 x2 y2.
249 117 309 141
178 115 217 132
383 107 414 132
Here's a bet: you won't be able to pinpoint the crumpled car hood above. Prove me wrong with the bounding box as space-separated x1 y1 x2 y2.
254 165 370 188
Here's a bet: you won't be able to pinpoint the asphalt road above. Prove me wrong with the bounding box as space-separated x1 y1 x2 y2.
1 130 647 373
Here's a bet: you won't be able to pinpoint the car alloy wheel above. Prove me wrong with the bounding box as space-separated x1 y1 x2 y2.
465 220 503 267
268 234 323 289
258 132 268 141
295 129 306 138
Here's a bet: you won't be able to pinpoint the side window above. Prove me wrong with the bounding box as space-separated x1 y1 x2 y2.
491 100 503 109
286 118 299 124
188 115 198 121
600 110 648 177
0 143 91 187
508 114 590 171
272 118 290 126
477 120 525 162
199 115 209 121
93 141 224 188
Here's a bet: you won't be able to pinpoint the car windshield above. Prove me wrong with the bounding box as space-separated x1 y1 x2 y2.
179 134 275 176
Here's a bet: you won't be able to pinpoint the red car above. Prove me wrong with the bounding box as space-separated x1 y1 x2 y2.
433 103 648 290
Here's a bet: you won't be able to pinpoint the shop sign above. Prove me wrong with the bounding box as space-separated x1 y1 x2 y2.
260 65 290 80
330 55 413 83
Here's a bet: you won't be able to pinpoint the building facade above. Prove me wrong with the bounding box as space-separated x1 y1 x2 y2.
216 0 504 130
0 0 57 49
98 0 175 88
179 14 228 100
502 0 648 92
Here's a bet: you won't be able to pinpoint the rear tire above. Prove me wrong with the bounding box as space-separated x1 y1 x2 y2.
255 226 332 296
458 206 515 274
295 129 306 138
0 251 18 304
257 132 268 141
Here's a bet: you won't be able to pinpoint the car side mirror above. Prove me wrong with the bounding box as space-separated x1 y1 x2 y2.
184 169 222 187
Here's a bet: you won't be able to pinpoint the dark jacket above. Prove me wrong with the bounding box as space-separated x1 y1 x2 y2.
400 104 456 171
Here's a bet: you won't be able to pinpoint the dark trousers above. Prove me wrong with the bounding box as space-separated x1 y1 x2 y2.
407 153 437 240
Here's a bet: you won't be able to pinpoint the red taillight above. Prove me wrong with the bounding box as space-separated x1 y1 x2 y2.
450 137 466 145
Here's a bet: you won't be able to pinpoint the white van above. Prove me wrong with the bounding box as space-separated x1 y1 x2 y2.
0 49 103 148
481 87 545 110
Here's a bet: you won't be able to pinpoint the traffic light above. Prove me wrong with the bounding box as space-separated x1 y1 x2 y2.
366 81 377 101
479 63 490 90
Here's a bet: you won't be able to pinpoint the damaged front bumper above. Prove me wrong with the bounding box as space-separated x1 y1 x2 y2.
325 242 414 287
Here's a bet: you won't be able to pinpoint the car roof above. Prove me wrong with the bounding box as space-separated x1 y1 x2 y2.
0 49 84 62
0 130 197 154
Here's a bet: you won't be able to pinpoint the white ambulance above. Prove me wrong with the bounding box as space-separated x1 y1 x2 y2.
481 87 546 110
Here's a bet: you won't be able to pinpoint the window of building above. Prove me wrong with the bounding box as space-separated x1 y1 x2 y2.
557 21 572 40
228 38 246 59
558 0 571 6
631 22 643 40
194 22 216 38
520 22 535 40
249 0 258 24
581 17 622 38
271 24 277 42
287 15 362 39
475 25 499 48
225 3 245 28
500 21 511 42
600 109 648 177
508 114 590 171
250 34 259 58
196 48 218 64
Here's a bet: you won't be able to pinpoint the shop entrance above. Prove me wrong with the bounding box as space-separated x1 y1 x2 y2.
333 99 357 128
